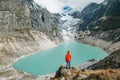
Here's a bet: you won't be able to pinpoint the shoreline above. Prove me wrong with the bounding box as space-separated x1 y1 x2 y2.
10 40 109 80
12 41 107 74
12 43 58 64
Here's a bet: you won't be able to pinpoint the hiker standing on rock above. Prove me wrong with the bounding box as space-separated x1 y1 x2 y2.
65 51 72 69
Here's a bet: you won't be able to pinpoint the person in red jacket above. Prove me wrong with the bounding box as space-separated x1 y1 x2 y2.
65 51 72 69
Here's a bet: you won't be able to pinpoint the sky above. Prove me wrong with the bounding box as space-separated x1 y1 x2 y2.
34 0 104 13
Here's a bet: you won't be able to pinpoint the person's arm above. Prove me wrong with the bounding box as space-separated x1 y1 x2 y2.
65 54 67 61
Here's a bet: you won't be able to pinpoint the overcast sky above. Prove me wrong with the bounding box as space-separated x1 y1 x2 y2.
34 0 104 13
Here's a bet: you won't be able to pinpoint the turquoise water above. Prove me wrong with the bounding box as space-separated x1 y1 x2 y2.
13 41 108 75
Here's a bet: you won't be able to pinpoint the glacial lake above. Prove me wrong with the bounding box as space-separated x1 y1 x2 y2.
13 41 108 75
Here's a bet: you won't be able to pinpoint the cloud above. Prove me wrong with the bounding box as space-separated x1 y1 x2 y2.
34 0 104 13
34 0 65 13
64 0 104 10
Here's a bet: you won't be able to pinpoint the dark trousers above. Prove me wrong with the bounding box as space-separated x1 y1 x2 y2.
66 61 71 69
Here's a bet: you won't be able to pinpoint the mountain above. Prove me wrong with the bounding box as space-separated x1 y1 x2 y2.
53 0 120 53
0 0 61 54
0 0 60 40
62 0 120 54
0 0 61 79
69 0 120 31
0 0 61 63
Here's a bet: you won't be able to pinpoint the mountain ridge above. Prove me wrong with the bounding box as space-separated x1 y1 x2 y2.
67 0 120 31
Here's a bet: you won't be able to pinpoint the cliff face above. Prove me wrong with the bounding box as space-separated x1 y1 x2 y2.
0 0 60 59
0 0 60 40
0 0 61 79
0 0 61 55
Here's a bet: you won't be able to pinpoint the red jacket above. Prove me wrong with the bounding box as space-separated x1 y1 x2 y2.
65 51 72 62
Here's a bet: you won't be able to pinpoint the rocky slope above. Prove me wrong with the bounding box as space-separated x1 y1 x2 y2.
89 50 120 69
0 0 60 41
51 65 120 80
0 0 61 80
0 0 61 62
75 29 120 54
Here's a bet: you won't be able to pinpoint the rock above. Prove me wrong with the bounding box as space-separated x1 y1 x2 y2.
80 74 87 79
60 77 65 80
66 69 71 75
89 50 120 69
88 59 97 62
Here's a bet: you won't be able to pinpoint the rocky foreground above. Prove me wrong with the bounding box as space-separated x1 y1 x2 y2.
51 50 120 80
51 66 120 80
